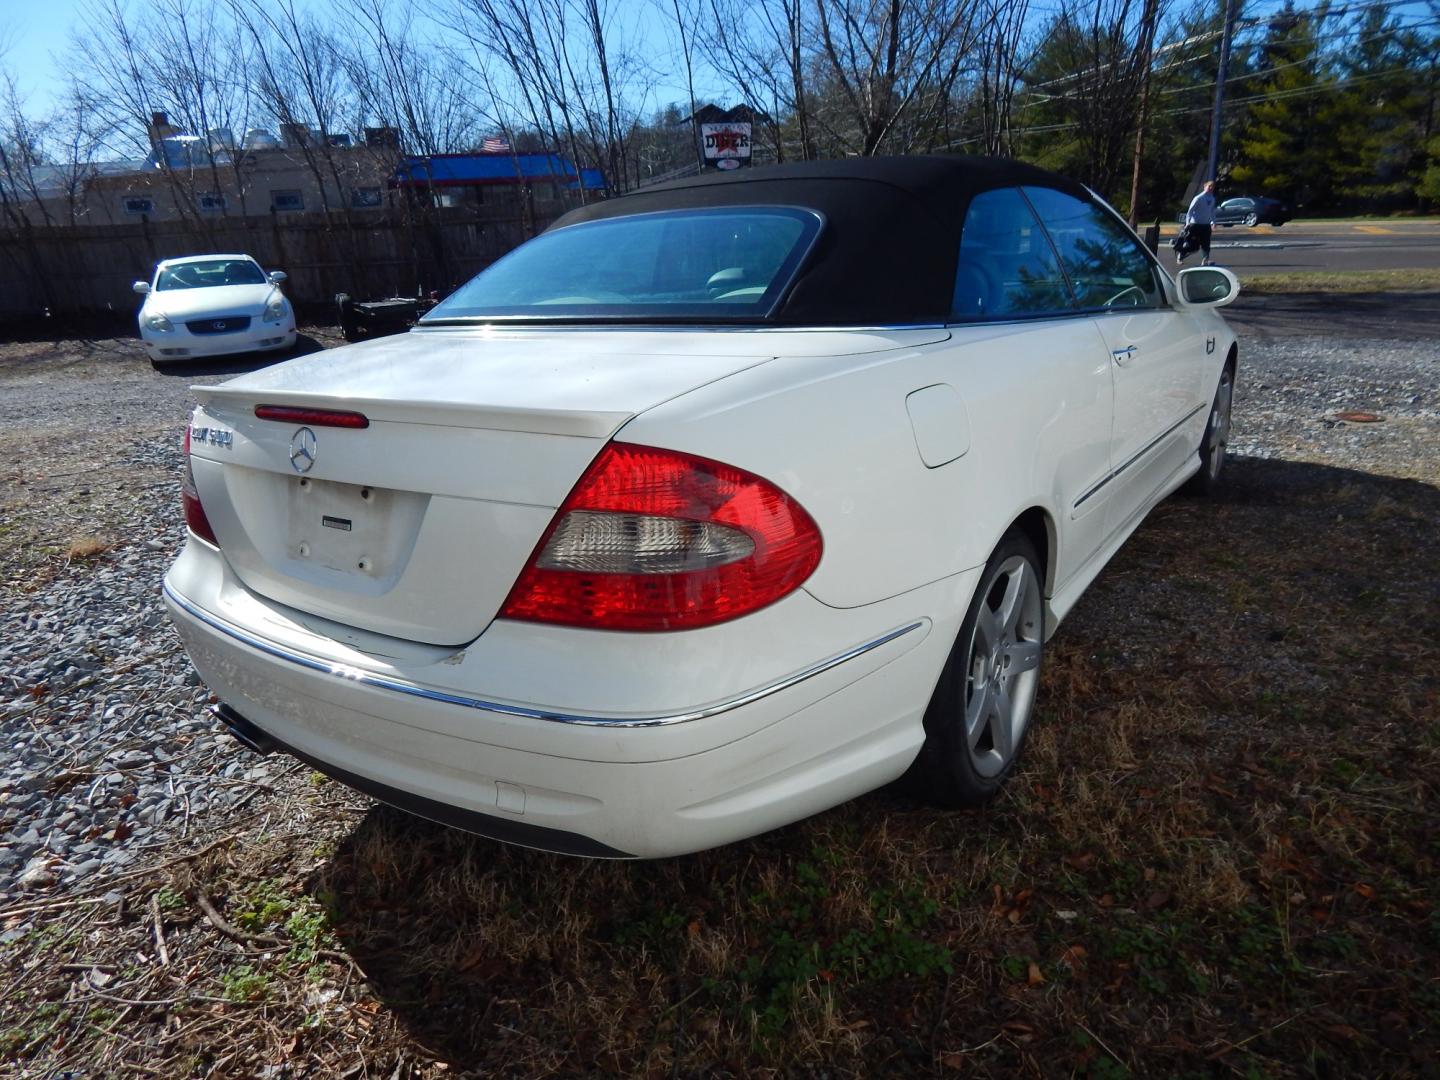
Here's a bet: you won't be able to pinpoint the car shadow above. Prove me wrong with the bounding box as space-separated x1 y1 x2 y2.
1224 289 1440 339
148 332 329 377
298 453 1440 1070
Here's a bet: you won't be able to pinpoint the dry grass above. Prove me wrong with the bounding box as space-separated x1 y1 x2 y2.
1241 268 1440 294
63 536 111 562
3 454 1438 1077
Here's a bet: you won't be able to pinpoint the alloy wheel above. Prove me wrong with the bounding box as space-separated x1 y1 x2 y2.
962 556 1043 778
1207 367 1234 481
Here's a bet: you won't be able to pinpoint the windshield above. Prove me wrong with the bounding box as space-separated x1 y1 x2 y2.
156 259 266 290
423 207 821 323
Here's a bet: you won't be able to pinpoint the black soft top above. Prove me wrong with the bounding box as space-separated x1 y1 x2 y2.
551 155 1092 326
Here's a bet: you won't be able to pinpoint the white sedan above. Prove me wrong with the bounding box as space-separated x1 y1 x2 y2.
163 157 1240 858
134 254 296 363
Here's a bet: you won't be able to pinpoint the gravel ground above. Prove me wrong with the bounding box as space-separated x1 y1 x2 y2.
0 322 1436 909
0 332 337 908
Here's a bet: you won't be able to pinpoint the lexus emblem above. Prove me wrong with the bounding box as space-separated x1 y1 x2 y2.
289 427 317 473
213 320 228 331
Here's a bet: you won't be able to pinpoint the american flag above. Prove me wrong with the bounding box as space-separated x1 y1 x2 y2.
481 136 511 153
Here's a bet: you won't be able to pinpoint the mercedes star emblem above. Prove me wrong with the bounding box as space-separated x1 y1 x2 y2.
289 427 317 474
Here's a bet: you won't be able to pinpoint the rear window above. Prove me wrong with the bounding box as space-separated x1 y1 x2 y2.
423 207 822 323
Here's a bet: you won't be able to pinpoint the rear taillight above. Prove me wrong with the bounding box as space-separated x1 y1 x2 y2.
182 426 219 546
499 443 822 631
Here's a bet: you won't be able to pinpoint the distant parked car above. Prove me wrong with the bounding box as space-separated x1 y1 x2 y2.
134 254 296 364
1215 196 1291 227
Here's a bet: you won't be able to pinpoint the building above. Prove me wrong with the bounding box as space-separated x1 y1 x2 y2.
1 113 398 227
1 115 606 228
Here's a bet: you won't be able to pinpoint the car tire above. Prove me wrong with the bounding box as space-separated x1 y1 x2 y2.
1184 361 1235 496
907 530 1045 807
1245 212 1259 227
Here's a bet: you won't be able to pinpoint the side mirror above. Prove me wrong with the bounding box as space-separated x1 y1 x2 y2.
1177 266 1240 308
133 281 151 295
268 270 287 284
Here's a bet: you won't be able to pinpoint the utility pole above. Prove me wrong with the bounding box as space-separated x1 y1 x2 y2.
1205 0 1240 184
1127 0 1161 226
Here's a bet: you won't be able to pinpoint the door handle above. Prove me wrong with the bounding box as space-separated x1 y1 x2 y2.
1111 346 1137 366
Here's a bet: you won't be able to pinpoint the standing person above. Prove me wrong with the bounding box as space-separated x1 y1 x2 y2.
1183 180 1218 266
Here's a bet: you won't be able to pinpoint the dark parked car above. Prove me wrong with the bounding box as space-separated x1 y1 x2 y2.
1215 196 1291 227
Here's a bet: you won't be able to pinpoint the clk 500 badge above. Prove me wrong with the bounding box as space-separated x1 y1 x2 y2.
190 425 233 449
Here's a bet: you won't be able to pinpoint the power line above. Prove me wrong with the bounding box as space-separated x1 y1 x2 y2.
1013 11 1436 108
1154 16 1440 97
975 62 1425 144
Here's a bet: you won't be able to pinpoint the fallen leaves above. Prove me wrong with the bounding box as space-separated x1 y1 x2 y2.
1056 944 1088 973
992 886 1033 925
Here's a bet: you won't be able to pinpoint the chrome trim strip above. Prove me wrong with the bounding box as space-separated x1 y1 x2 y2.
1073 403 1207 510
163 583 924 728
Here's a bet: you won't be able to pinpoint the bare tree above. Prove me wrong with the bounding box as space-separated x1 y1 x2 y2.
442 0 587 175
699 0 811 161
46 89 112 224
147 0 255 216
662 0 706 169
228 0 357 214
0 72 55 227
1018 0 1168 196
811 0 986 155
335 0 484 156
975 0 1032 155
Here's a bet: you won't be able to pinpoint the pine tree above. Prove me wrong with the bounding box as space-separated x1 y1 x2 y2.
1326 4 1429 211
1230 3 1333 210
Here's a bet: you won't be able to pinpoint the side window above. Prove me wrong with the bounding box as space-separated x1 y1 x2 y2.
1022 187 1163 311
953 188 1074 320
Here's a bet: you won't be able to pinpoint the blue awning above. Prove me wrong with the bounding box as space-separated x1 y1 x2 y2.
394 153 606 191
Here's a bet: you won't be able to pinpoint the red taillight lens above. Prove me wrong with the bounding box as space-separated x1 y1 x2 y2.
182 426 219 546
499 443 822 631
254 405 369 428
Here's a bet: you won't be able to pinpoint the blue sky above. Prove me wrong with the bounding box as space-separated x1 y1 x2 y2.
1 0 722 123
5 0 1434 128
3 0 85 112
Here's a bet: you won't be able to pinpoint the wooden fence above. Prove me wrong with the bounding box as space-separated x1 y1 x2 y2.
0 201 575 321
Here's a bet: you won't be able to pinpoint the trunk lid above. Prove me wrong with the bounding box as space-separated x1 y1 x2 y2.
187 328 781 645
188 326 946 645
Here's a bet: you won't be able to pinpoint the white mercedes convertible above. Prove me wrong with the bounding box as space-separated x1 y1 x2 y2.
164 156 1239 858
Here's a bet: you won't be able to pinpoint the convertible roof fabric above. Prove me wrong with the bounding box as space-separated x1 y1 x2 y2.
551 156 1092 326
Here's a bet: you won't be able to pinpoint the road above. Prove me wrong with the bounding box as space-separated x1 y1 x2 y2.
1156 218 1440 274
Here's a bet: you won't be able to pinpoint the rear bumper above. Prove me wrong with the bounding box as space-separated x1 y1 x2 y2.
162 547 976 858
212 702 629 856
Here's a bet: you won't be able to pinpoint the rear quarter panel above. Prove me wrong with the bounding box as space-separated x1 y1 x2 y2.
621 321 1115 609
